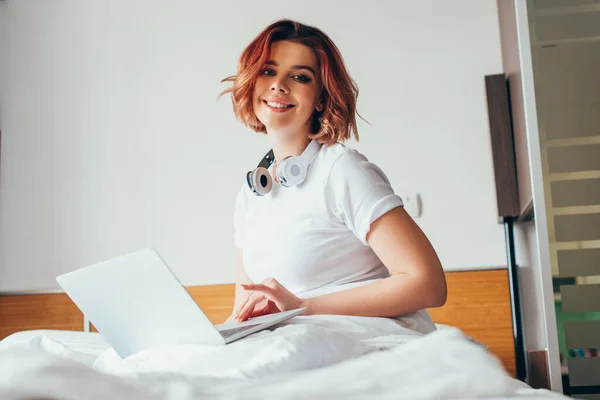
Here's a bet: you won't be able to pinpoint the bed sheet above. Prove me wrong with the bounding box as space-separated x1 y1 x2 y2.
0 316 567 399
0 329 109 357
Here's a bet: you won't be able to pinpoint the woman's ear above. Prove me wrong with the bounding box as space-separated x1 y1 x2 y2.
316 100 324 112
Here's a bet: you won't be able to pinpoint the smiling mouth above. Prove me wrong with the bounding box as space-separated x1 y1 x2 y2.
263 100 295 110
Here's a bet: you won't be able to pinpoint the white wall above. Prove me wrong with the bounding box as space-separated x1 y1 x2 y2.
0 0 507 293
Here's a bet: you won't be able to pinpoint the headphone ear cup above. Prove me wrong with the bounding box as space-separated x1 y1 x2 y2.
248 167 272 196
277 157 307 187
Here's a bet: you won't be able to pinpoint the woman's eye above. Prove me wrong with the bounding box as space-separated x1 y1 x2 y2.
293 74 311 83
260 68 275 76
259 68 310 83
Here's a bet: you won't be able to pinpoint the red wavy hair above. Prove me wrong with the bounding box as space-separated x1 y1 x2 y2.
220 19 362 144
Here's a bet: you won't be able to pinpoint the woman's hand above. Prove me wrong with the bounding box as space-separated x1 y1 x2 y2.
233 278 306 322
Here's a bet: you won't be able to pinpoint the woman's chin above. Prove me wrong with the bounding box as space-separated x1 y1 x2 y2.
262 121 296 133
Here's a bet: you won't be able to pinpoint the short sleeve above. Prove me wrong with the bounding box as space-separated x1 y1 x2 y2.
326 150 404 245
233 183 250 248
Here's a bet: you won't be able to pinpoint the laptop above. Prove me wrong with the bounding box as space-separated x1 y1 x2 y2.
56 248 306 358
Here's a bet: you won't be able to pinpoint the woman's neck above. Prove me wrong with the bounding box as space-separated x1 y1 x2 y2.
267 130 312 163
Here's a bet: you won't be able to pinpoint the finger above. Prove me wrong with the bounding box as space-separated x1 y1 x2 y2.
241 284 277 299
240 283 259 290
240 286 279 312
243 280 278 290
242 291 276 319
233 291 259 319
243 285 291 313
249 306 269 319
262 278 280 287
233 291 254 318
244 281 293 300
237 291 262 316
237 293 266 322
238 297 263 322
249 300 279 319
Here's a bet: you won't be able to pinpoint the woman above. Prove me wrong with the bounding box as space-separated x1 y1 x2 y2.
220 19 446 334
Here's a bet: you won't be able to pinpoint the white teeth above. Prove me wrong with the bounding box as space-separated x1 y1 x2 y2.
266 101 291 109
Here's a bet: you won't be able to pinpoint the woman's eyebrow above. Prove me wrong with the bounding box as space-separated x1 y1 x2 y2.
265 60 316 76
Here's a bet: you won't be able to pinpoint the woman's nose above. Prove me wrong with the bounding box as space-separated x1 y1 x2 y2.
270 78 289 93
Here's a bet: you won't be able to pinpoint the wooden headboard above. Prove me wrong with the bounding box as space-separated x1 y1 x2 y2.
0 269 515 376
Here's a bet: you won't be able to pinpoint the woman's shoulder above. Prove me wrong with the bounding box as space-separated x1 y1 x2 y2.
320 142 395 193
320 142 380 178
319 142 369 172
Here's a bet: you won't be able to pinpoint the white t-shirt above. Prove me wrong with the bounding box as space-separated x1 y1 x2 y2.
234 142 436 334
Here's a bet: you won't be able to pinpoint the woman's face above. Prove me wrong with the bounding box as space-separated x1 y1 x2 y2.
252 40 323 136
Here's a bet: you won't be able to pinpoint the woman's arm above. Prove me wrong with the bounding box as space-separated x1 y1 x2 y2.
225 249 254 322
234 206 447 321
303 206 447 317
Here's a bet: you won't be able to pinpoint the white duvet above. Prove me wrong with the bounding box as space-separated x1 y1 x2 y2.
0 315 565 399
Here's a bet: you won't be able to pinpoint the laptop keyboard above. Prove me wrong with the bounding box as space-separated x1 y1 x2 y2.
220 323 262 339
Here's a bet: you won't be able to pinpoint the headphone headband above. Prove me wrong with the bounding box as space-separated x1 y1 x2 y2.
292 139 320 167
256 149 275 170
254 140 319 171
247 140 321 196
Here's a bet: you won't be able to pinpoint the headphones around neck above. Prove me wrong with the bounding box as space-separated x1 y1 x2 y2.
246 140 321 196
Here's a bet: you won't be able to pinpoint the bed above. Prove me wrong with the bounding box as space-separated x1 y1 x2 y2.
0 269 565 399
